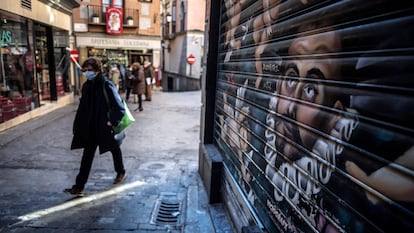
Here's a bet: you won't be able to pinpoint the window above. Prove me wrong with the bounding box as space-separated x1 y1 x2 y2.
180 2 185 32
102 0 123 12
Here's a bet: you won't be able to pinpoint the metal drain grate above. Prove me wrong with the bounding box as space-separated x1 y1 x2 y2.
150 198 182 226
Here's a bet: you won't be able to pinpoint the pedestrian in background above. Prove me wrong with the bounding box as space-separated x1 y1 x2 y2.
130 62 139 103
119 64 126 92
109 66 120 91
131 62 145 112
64 57 127 196
124 65 132 102
143 61 154 101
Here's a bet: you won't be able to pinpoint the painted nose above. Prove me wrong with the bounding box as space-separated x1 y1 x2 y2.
286 99 296 119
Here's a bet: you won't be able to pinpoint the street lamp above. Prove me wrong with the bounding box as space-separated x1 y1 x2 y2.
165 12 172 38
166 12 172 23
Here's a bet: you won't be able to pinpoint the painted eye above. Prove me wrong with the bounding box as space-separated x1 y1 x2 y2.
303 84 318 101
283 78 297 95
287 79 297 88
284 65 299 95
285 67 298 86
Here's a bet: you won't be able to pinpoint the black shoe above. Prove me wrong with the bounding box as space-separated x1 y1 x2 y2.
114 173 126 184
64 187 85 196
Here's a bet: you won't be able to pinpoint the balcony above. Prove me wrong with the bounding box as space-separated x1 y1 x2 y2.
87 5 139 28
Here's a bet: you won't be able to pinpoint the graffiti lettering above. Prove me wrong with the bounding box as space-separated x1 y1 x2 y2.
264 94 278 168
265 94 358 227
262 63 280 73
267 199 297 232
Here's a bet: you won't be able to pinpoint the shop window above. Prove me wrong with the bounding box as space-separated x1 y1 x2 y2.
0 11 37 122
53 29 70 95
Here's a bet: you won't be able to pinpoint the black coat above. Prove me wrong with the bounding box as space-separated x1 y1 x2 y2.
71 74 125 154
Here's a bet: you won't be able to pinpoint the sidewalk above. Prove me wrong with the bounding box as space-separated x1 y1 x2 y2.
0 90 233 233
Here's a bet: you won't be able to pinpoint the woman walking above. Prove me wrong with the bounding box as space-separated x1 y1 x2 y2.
131 62 145 112
64 57 127 196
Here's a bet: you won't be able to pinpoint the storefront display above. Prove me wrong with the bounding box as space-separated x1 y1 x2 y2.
0 11 36 123
0 10 71 123
85 47 152 91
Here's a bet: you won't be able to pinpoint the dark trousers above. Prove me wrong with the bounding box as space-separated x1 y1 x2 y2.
75 144 125 189
138 94 143 109
125 87 131 101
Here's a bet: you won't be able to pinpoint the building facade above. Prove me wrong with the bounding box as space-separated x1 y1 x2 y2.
199 1 414 233
161 0 205 91
72 0 161 91
0 0 80 127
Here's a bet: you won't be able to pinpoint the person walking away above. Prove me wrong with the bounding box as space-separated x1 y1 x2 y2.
143 61 154 101
119 64 126 92
64 57 126 196
131 62 145 111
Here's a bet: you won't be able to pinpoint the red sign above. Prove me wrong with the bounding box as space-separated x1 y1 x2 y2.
187 54 196 65
106 7 123 34
70 50 79 61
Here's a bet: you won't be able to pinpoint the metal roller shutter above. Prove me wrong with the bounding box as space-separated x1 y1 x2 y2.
212 0 414 232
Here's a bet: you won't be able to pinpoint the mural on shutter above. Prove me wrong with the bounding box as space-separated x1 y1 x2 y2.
214 0 414 232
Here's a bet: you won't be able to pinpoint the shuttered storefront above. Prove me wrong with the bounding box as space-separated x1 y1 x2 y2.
206 0 414 232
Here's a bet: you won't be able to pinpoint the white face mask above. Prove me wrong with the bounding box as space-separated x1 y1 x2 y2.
84 71 96 80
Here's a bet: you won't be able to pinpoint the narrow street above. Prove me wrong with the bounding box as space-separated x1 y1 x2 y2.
0 90 233 233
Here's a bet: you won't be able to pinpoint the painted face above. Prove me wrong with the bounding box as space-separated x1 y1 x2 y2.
275 31 342 160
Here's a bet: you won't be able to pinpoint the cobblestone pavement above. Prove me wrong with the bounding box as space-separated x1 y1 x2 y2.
0 90 233 233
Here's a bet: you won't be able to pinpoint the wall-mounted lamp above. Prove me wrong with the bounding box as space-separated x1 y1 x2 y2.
166 12 172 23
161 40 171 52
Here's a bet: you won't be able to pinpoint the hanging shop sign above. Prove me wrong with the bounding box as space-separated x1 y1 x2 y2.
106 7 123 35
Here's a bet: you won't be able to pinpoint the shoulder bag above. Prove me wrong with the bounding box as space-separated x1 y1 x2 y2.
102 84 135 144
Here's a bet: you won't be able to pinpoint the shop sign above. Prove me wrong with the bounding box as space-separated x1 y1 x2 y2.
106 7 123 35
0 29 12 45
77 36 159 49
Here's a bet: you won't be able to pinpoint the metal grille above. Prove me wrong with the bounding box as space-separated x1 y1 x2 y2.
21 0 32 10
150 198 182 226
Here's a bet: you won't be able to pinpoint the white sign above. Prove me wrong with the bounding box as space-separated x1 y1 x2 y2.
141 4 150 16
139 18 151 30
74 23 88 32
76 36 161 49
